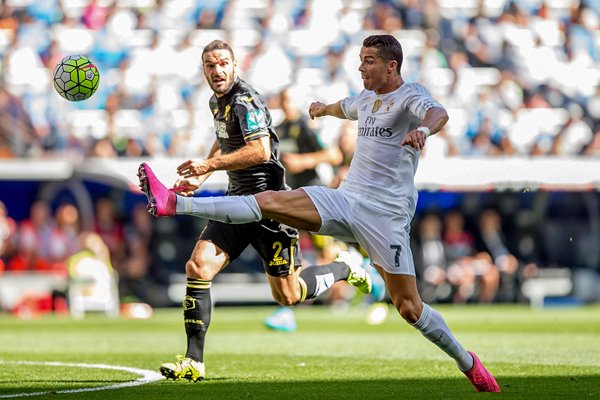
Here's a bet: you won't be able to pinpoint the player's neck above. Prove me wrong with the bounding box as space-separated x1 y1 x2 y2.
374 76 404 95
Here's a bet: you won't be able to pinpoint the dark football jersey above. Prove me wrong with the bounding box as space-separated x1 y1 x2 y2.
209 78 286 195
276 116 324 188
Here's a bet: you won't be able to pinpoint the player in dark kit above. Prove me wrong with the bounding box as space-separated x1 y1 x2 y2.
139 40 372 382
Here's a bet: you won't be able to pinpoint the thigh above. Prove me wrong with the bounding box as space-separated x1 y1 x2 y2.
351 202 416 275
251 219 302 277
302 186 356 243
199 220 253 262
187 239 230 279
256 189 322 232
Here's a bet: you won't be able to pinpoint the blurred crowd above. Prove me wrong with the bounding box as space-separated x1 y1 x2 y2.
0 0 599 159
0 197 168 306
0 189 564 308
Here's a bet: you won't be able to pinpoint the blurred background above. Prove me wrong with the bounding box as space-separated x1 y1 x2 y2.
1 0 600 319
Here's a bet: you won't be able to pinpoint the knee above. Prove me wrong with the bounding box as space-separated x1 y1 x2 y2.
272 290 300 306
274 295 298 307
271 287 301 306
185 257 218 281
393 297 422 324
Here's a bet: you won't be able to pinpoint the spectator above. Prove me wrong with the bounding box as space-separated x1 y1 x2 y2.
329 121 357 189
0 83 39 157
275 86 342 189
8 200 66 272
363 1 403 31
121 203 153 302
551 103 594 155
0 201 17 272
478 209 521 302
93 197 125 271
413 212 452 304
583 129 600 156
443 210 500 303
67 231 118 318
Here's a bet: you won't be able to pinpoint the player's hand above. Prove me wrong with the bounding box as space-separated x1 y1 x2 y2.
177 159 210 178
401 129 427 151
308 102 327 120
282 153 306 173
171 177 200 197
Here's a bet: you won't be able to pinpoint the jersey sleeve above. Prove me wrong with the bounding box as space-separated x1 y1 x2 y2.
233 95 270 141
402 83 445 120
340 92 361 121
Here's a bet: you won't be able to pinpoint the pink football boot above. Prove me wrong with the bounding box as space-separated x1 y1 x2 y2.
463 351 500 392
137 163 176 217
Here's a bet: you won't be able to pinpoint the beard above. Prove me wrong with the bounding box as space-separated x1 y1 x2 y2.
209 77 235 96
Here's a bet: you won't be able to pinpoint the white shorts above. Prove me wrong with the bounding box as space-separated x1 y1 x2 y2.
303 186 415 275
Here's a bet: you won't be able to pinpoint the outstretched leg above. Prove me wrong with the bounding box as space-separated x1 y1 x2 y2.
137 163 321 231
138 163 262 222
379 269 500 393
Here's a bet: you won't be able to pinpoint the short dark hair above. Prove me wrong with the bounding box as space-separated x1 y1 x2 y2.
363 35 403 73
202 40 234 61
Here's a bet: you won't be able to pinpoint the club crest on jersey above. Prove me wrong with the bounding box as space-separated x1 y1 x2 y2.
384 101 395 112
372 99 382 114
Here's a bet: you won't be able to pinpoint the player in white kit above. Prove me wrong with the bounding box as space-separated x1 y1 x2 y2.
138 34 500 392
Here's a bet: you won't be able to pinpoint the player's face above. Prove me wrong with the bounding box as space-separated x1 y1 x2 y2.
203 49 237 97
358 47 393 93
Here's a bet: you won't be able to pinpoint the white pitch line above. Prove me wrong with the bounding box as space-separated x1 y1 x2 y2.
0 361 163 398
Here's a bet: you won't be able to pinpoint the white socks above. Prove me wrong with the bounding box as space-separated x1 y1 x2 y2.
412 304 474 371
176 195 262 224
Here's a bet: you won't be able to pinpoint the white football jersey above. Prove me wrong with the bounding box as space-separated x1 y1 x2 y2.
339 82 444 215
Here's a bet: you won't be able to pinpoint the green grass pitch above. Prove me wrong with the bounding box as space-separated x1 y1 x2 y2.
1 305 599 400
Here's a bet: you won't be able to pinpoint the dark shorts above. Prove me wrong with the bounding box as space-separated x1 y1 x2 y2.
199 219 302 277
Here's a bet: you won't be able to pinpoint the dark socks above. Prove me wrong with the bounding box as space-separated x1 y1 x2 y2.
298 261 350 301
184 278 212 362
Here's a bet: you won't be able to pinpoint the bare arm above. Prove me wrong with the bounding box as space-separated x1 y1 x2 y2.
401 107 449 151
283 146 343 174
190 140 220 185
171 140 219 194
206 140 221 159
308 100 347 120
420 107 449 135
177 135 270 178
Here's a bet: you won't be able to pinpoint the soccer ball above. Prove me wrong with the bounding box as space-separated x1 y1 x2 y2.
52 55 100 101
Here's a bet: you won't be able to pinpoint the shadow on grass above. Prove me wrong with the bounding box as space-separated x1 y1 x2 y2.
5 375 599 400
